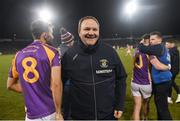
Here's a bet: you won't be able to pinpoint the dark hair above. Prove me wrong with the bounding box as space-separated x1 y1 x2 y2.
31 20 50 39
166 40 176 43
141 33 150 40
150 31 162 38
78 16 100 33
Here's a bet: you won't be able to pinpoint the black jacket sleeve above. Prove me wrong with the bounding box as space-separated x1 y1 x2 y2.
61 52 69 84
138 44 164 56
114 50 127 111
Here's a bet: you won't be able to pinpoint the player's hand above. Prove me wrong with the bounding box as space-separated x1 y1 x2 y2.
168 64 171 70
114 110 123 119
140 39 144 44
55 113 64 121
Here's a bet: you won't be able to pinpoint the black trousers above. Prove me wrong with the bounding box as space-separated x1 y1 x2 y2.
153 81 172 120
72 112 116 120
168 74 180 97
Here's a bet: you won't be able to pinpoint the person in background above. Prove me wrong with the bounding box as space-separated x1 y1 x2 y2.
126 44 132 56
131 34 152 120
58 27 74 119
165 40 180 103
132 34 170 120
138 31 172 120
58 27 74 56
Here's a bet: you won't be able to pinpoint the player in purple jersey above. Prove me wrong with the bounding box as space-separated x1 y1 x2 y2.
131 34 171 120
7 20 63 121
131 34 152 120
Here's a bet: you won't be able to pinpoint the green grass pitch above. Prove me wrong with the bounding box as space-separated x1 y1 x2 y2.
0 49 180 120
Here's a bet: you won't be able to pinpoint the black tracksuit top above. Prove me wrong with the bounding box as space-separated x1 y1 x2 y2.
61 40 127 120
169 46 179 75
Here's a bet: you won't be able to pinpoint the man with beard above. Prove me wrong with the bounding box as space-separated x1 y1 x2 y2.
61 16 127 120
7 20 63 121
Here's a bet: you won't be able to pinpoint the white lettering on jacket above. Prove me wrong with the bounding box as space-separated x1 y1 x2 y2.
96 69 112 74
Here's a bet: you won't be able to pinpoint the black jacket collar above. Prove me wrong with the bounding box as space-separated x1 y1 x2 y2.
78 39 100 54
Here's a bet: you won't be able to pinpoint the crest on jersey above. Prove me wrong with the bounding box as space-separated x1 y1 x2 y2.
100 59 109 68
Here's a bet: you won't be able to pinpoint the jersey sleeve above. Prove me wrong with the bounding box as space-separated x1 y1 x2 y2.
52 50 61 67
43 45 61 67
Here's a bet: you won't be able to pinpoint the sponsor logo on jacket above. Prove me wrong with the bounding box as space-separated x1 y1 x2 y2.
100 59 108 68
96 69 112 74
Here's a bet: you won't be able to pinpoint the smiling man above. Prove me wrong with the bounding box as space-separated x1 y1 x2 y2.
61 16 127 120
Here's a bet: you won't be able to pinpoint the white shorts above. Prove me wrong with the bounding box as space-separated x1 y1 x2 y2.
25 112 55 121
131 82 152 99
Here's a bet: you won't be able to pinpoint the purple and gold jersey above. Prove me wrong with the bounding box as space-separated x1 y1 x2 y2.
132 49 151 85
8 41 60 119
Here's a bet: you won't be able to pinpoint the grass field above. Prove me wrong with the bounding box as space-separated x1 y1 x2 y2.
0 49 180 120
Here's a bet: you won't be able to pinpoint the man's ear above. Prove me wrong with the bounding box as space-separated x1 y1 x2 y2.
40 32 49 41
42 32 48 40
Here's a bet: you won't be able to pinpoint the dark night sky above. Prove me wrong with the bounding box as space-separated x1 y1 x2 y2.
0 0 180 39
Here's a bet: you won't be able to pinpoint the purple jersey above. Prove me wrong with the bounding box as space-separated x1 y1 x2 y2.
8 41 60 119
132 50 151 85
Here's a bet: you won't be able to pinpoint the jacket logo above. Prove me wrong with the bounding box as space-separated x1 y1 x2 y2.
100 59 108 68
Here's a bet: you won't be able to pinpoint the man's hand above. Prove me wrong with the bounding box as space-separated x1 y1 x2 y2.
168 64 171 70
114 110 123 119
140 39 144 44
7 78 22 93
55 113 64 121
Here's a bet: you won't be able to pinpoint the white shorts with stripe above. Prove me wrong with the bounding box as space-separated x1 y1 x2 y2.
131 82 152 99
25 112 55 121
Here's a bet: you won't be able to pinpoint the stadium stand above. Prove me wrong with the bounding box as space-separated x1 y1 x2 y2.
0 35 180 54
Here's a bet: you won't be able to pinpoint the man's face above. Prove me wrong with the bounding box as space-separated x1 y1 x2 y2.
79 19 99 46
143 39 150 46
139 38 149 46
150 35 162 45
165 42 171 49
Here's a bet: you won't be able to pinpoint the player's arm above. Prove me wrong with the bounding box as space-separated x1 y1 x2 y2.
49 49 63 120
150 56 170 70
51 66 63 120
7 53 22 93
138 44 164 56
7 77 22 93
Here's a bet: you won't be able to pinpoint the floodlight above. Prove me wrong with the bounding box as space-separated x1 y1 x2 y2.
124 0 138 17
38 8 53 23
